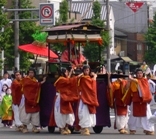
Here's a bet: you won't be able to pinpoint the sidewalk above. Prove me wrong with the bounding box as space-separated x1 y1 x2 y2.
109 104 156 119
150 103 156 109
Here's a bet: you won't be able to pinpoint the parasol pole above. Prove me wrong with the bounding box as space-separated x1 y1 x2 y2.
67 39 71 61
34 54 38 65
98 44 101 62
48 43 50 61
34 54 38 73
47 43 50 74
78 42 81 64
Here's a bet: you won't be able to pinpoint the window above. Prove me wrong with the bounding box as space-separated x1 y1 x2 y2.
146 45 149 50
115 39 120 48
137 43 142 50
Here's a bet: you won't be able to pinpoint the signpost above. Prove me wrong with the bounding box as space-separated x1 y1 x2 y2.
39 3 54 25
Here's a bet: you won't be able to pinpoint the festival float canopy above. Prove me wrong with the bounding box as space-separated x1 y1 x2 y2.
18 31 58 58
44 22 103 44
44 22 104 64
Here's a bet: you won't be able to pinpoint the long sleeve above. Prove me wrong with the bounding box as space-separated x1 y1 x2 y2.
148 79 156 94
0 81 2 95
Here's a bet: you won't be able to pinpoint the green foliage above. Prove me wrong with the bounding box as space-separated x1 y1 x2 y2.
5 0 44 70
32 31 48 43
18 0 43 45
0 0 12 50
91 1 104 28
54 0 69 52
20 51 32 70
58 0 68 23
83 43 100 62
51 43 65 53
101 30 109 47
145 13 156 64
0 0 13 70
83 0 109 63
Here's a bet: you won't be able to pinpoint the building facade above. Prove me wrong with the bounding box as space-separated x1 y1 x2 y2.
110 1 149 62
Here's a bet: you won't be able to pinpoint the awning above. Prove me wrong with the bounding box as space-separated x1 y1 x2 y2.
110 54 119 60
115 30 127 37
121 57 132 62
129 61 141 65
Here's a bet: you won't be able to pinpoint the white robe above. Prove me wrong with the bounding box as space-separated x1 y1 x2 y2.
12 105 23 126
115 106 129 130
12 95 24 126
78 99 96 128
54 93 75 128
148 79 156 105
19 95 40 126
128 103 154 132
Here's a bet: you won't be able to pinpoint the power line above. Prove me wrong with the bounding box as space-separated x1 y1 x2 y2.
115 37 146 43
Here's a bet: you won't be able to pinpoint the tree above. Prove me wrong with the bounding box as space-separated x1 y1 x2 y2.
145 13 156 65
57 0 68 24
0 0 12 50
18 0 43 70
5 0 43 70
0 0 13 71
91 0 104 27
83 0 109 63
53 0 69 53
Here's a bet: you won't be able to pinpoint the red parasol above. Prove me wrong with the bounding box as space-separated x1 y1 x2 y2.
18 44 58 58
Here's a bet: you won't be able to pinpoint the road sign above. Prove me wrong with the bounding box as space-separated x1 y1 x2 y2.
39 3 54 25
125 2 144 13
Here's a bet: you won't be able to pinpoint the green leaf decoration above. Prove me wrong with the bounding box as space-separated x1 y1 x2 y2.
32 31 48 43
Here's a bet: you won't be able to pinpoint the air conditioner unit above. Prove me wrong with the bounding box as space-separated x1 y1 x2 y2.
119 51 125 57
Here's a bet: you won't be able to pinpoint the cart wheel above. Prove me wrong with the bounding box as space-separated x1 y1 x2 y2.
93 126 103 134
68 126 74 133
48 126 55 133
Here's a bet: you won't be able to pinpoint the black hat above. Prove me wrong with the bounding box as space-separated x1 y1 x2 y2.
58 67 67 77
82 65 90 71
135 68 143 74
4 71 8 75
60 67 67 73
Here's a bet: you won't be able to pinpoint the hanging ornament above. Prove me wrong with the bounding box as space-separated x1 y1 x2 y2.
32 31 48 47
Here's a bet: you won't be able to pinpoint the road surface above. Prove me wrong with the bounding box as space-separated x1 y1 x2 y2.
0 104 156 139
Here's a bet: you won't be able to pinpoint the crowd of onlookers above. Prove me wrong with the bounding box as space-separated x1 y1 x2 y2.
0 72 13 128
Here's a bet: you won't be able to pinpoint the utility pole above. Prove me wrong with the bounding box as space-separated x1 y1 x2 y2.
106 0 111 72
0 27 4 77
14 0 20 70
1 7 4 77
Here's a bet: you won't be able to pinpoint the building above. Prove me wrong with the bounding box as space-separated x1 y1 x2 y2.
71 0 115 54
31 0 47 6
114 30 127 56
110 1 149 62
